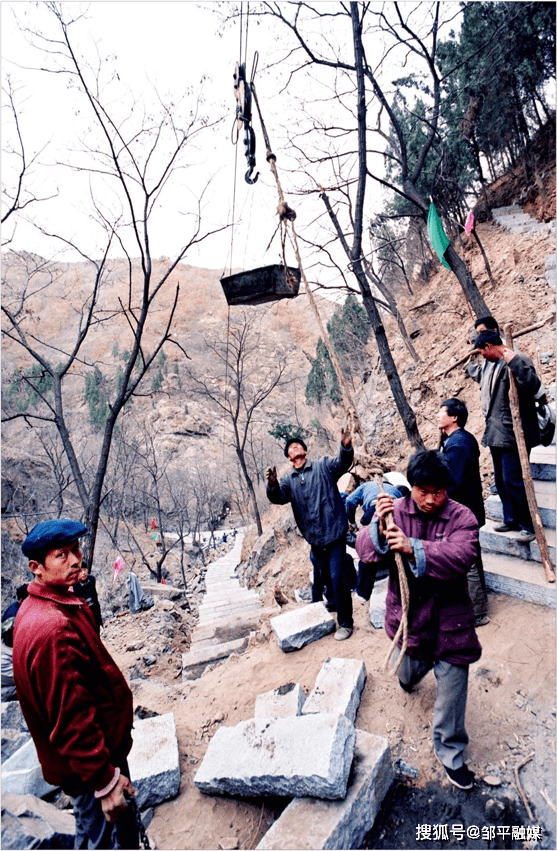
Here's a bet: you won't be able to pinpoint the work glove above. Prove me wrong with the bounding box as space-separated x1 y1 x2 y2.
266 466 278 486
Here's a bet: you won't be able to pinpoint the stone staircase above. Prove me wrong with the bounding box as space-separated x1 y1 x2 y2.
182 532 276 680
480 444 556 607
491 204 555 290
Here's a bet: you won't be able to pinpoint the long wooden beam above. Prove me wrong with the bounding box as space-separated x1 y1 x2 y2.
434 312 555 379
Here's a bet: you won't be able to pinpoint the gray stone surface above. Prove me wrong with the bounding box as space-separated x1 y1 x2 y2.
483 552 556 608
369 589 387 629
128 712 180 808
1 728 31 763
1 738 58 798
256 729 393 850
182 637 250 680
271 603 336 652
302 658 366 723
1 791 75 849
255 683 305 718
1 701 28 732
194 713 356 800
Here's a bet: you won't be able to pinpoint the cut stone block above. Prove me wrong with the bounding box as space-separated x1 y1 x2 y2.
369 589 387 629
1 738 58 798
302 658 366 723
1 791 75 849
1 701 28 732
1 728 31 763
255 683 305 718
256 729 393 850
194 713 356 800
182 637 249 680
483 552 556 608
530 444 556 481
271 603 335 652
128 712 180 808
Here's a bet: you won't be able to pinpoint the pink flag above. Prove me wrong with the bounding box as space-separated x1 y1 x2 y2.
113 556 125 583
464 212 475 235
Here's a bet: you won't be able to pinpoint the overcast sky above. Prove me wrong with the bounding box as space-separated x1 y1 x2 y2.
1 2 461 286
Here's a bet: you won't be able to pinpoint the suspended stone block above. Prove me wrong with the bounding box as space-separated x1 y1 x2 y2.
271 602 335 652
194 713 356 800
220 265 301 306
256 729 393 850
302 658 366 723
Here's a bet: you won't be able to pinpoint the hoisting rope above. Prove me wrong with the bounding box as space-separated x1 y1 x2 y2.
250 82 409 673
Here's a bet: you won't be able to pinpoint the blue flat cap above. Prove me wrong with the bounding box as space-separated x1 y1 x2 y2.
22 519 89 558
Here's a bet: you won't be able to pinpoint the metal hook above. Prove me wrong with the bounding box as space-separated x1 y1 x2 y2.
245 165 259 185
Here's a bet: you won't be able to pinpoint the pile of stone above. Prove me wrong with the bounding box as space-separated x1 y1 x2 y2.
1 706 181 848
194 657 394 850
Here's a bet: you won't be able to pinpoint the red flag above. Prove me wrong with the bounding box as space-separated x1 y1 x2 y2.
150 518 157 530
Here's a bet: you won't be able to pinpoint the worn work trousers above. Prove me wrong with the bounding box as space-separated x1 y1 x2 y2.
71 763 140 850
394 649 470 770
490 446 533 532
310 537 353 629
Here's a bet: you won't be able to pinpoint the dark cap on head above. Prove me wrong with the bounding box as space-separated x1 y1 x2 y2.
22 519 89 559
284 437 308 458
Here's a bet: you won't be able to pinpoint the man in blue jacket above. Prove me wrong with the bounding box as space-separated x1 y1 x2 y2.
266 431 354 640
438 398 489 625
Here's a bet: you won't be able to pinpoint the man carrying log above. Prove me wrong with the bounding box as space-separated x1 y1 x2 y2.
367 451 481 790
266 431 354 640
471 329 541 541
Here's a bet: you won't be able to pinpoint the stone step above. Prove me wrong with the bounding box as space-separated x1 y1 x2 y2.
530 444 556 481
182 637 250 680
191 614 262 645
485 493 555 529
480 519 555 563
198 598 263 616
483 551 555 608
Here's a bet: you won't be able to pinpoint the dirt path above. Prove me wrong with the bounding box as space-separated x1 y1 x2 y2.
103 587 555 850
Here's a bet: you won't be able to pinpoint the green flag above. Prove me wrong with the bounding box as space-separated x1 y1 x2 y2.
427 203 451 269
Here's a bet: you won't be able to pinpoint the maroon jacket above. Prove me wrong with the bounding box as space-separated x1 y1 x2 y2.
13 582 133 796
359 495 482 666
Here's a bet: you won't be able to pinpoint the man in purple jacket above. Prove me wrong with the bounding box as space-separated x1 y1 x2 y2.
369 451 481 790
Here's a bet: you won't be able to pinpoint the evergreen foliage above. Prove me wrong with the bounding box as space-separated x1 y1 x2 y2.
268 421 308 444
5 363 56 412
305 295 369 405
84 369 109 432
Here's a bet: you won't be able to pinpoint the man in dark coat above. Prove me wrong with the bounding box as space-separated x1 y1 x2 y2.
13 520 140 849
472 330 541 540
266 430 354 640
438 398 489 625
367 451 481 790
72 561 103 633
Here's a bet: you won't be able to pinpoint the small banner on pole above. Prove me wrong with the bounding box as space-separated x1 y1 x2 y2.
113 556 125 583
427 203 451 269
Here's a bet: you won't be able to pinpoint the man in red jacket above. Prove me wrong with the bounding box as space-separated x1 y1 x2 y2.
13 519 139 849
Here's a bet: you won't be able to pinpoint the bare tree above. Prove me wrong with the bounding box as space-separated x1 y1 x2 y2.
186 309 288 536
1 3 225 564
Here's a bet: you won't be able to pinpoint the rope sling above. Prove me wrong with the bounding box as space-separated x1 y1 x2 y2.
250 82 410 674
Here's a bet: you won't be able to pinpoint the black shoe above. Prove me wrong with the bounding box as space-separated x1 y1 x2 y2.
443 763 474 790
493 522 519 533
399 680 413 694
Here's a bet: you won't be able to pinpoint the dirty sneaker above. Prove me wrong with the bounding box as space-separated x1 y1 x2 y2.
334 626 353 641
443 763 474 790
517 529 535 542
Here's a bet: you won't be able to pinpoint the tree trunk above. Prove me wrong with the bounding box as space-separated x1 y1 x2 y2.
236 447 263 536
443 244 491 319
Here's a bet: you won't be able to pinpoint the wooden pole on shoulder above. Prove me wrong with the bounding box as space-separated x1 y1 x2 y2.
503 324 555 583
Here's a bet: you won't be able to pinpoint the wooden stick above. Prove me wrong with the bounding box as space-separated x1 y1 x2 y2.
513 751 535 821
374 476 410 676
434 312 555 379
504 324 555 583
